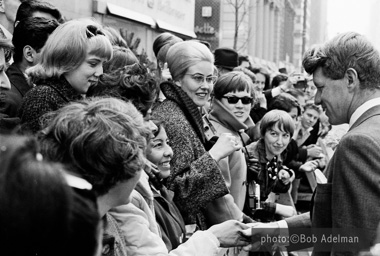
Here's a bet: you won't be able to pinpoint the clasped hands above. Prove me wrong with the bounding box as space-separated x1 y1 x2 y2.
240 222 282 251
211 220 282 252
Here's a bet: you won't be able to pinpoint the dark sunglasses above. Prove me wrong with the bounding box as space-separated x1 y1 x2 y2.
222 96 253 105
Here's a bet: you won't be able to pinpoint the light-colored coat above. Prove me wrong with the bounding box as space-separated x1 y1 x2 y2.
208 99 255 210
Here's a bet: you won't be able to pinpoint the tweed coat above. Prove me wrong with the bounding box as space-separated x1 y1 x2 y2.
102 213 128 256
286 105 380 255
18 77 82 134
152 81 241 229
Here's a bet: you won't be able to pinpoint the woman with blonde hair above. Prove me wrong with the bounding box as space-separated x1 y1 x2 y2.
18 18 113 133
153 41 250 230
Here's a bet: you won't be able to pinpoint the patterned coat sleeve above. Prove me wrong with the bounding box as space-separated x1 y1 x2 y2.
153 101 229 224
18 86 60 133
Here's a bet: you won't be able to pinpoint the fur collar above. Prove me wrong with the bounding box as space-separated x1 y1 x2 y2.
160 81 206 144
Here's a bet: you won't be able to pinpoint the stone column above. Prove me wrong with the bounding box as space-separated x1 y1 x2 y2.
256 0 264 59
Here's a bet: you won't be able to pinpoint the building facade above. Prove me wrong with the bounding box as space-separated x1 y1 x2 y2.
48 0 326 73
48 0 197 61
194 0 299 72
194 0 221 50
309 0 328 47
292 0 308 71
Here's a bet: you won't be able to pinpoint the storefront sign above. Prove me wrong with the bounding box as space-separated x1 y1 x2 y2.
194 22 215 34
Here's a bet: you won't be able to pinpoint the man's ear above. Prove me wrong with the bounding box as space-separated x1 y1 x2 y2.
345 68 359 92
175 80 181 87
23 45 35 63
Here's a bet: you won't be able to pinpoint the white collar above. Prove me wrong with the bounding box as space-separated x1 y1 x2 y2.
302 126 314 133
349 97 380 127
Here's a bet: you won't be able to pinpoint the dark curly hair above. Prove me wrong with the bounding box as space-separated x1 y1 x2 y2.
302 32 380 89
88 63 158 116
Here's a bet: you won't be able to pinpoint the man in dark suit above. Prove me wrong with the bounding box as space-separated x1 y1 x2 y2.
246 32 380 255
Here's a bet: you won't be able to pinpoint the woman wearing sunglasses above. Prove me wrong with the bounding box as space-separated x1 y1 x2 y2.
152 41 248 230
207 71 256 212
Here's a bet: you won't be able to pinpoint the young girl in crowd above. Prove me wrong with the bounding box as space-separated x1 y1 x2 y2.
146 120 186 251
208 71 256 211
245 110 297 221
18 18 112 134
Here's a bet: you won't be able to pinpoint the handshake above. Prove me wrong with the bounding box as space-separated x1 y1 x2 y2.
209 220 284 251
214 220 288 252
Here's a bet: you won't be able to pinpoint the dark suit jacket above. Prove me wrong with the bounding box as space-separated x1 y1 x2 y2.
286 105 380 255
0 64 31 132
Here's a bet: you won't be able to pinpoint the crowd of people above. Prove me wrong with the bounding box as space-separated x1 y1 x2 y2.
1 1 380 256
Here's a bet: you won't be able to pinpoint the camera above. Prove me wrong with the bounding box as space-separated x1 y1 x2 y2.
202 114 218 141
291 73 308 91
292 73 307 83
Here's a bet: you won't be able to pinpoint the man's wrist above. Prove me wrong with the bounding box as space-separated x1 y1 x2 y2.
280 86 287 93
276 220 289 246
371 243 380 256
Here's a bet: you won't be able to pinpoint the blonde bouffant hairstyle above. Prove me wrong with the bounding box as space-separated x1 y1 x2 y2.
166 41 215 82
27 18 113 83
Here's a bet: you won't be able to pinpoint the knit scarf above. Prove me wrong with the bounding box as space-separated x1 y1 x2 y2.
209 98 254 144
160 81 206 145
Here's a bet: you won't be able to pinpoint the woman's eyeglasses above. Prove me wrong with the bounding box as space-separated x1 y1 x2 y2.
222 96 253 105
186 74 218 85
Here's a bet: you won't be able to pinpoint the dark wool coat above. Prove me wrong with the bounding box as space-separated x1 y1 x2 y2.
152 81 230 228
18 76 82 134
